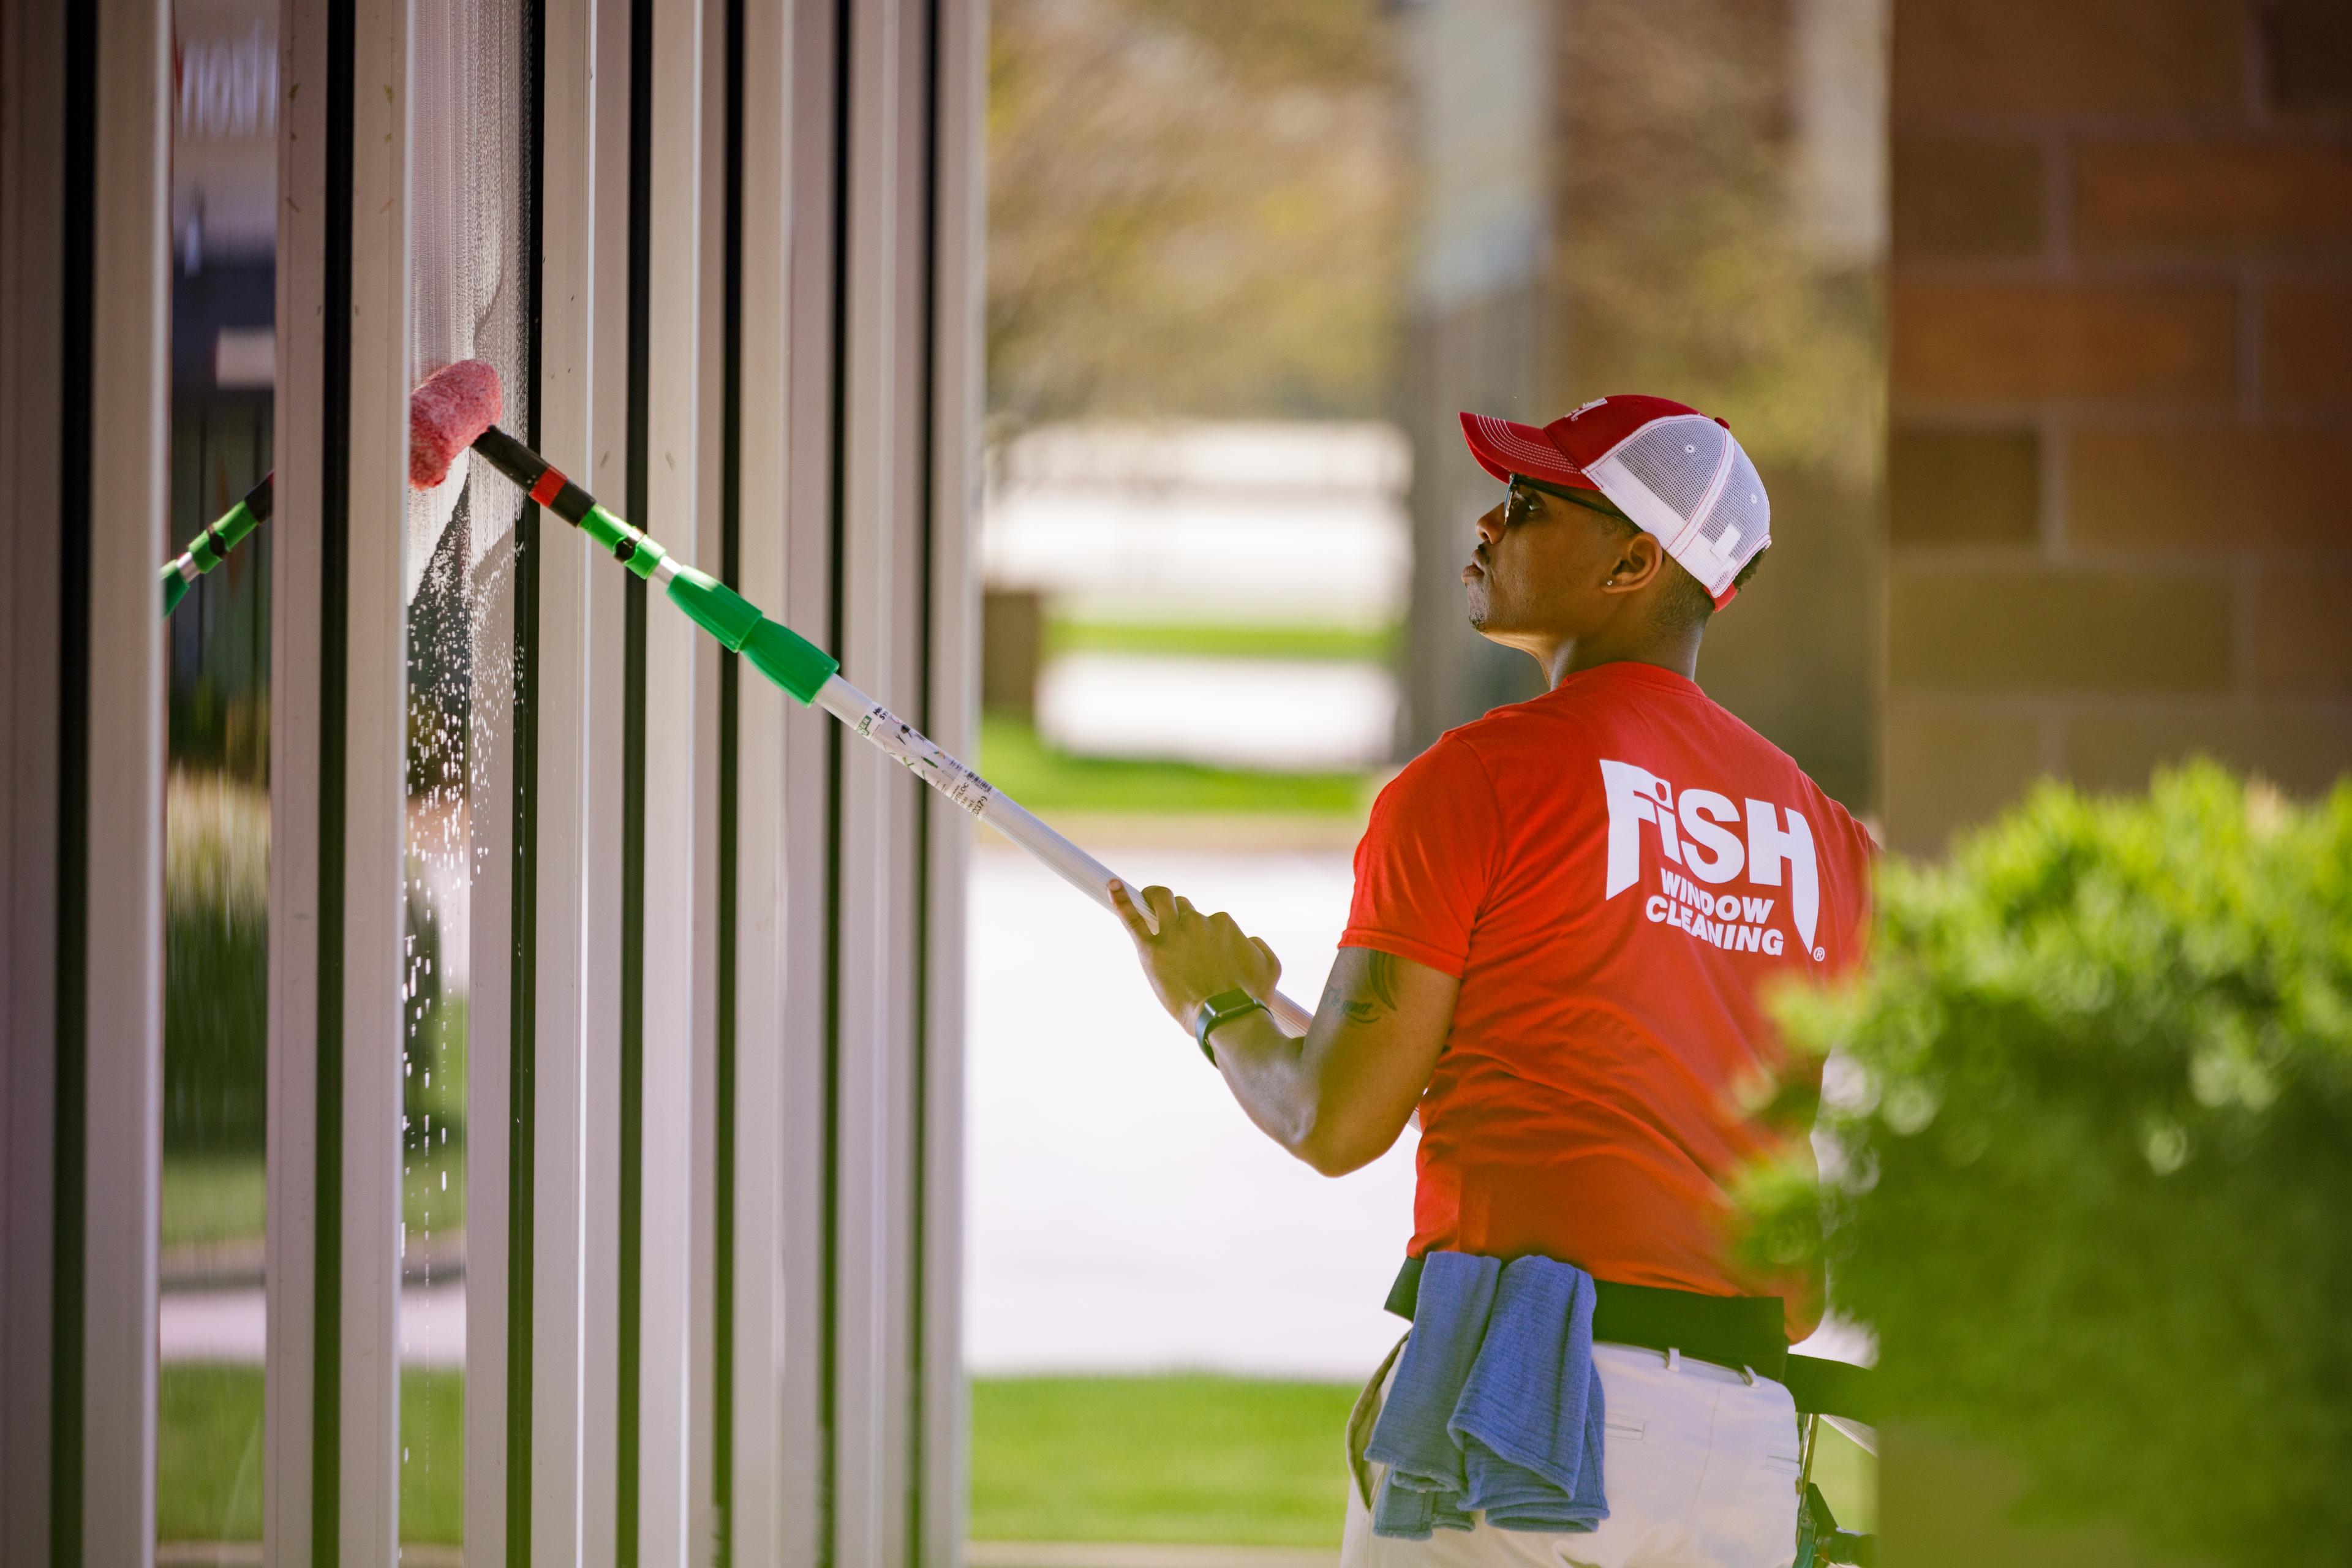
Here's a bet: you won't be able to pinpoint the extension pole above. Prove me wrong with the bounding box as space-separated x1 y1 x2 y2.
466 424 1317 1038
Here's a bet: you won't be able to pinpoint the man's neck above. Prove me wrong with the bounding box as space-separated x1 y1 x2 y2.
1545 627 1703 688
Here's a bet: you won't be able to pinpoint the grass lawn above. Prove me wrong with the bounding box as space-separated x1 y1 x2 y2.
157 1365 265 1541
159 1153 269 1250
970 1374 1358 1547
160 1370 1871 1549
969 1372 1875 1544
159 1144 469 1253
1047 618 1396 665
976 717 1374 819
158 1365 464 1544
1807 1417 1876 1533
160 1371 1360 1549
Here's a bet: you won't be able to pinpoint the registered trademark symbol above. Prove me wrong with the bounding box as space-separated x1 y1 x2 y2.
1812 946 1826 961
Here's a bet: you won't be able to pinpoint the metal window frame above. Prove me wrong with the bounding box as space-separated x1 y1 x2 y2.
633 0 727 1559
460 0 552 1556
0 0 179 1555
0 3 72 1557
270 0 415 1560
919 3 986 1558
771 3 846 1559
257 3 979 1563
266 0 331 1551
725 0 803 1558
0 0 174 1559
78 2 175 1559
826 5 977 1564
531 0 619 1556
337 0 416 1554
575 0 644 1558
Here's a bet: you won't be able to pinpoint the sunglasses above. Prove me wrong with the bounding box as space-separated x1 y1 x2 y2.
1506 476 1631 529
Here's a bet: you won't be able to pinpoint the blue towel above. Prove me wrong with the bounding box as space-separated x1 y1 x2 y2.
1364 1251 1608 1538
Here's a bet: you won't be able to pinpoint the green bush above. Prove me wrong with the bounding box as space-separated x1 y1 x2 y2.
1742 763 2352 1564
165 771 269 1153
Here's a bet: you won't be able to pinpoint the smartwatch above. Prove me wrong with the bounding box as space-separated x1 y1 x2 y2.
1194 987 1268 1063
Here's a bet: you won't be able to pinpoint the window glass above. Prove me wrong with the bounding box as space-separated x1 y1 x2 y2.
156 0 278 1549
400 0 535 1547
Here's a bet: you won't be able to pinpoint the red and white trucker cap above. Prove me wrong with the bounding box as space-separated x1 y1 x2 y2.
1460 395 1771 608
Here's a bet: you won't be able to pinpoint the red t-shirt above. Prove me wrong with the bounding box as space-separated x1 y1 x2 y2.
1342 661 1874 1336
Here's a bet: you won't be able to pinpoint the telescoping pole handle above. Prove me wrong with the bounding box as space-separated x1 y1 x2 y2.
466 422 1319 1039
810 676 1317 1037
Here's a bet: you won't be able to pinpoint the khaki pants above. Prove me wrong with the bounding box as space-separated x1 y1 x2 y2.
1340 1338 1803 1568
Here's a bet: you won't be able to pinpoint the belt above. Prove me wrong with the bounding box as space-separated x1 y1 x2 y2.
1383 1255 1876 1422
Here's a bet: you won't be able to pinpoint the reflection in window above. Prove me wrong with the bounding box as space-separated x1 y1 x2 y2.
399 0 535 1545
156 0 277 1551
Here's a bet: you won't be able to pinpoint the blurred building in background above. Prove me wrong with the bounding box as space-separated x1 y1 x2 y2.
1395 0 1559 750
1401 0 1888 813
1884 0 2352 855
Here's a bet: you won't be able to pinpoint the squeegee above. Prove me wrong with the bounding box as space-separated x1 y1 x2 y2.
399 359 1316 1035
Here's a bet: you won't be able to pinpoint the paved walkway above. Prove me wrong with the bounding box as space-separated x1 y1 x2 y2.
967 840 1417 1381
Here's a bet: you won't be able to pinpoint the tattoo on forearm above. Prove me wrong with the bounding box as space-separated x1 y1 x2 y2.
1329 950 1400 1027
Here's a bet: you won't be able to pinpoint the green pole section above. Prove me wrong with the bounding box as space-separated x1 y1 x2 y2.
663 565 838 705
160 477 274 618
529 473 841 704
461 428 845 703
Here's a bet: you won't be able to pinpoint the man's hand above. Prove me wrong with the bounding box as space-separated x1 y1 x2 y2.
1110 878 1460 1177
1109 880 1281 1028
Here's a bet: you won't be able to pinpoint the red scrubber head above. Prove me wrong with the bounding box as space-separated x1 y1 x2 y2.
408 359 503 490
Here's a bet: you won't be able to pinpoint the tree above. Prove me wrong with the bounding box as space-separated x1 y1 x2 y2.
987 0 1404 425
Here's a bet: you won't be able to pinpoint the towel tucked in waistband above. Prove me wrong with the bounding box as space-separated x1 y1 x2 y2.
1364 1250 1608 1539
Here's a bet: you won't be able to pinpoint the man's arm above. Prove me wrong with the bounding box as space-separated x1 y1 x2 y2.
1110 881 1458 1177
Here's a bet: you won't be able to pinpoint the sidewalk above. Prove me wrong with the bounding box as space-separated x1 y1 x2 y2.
966 837 1419 1381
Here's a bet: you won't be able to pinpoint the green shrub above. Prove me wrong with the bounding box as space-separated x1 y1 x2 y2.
1743 763 2352 1565
165 771 269 1153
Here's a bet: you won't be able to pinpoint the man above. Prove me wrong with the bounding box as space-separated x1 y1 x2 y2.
1111 396 1876 1567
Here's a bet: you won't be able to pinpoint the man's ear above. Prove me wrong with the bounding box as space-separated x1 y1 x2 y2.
1605 529 1667 592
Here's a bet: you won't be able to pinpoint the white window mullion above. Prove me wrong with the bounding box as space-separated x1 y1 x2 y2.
529 0 612 1559
266 0 334 1554
773 2 846 1561
80 0 173 1556
638 0 722 1560
916 1 987 1559
574 0 641 1551
834 4 926 1565
725 0 799 1555
343 0 416 1560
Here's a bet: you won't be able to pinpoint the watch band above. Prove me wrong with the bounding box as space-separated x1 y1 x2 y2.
1194 987 1268 1063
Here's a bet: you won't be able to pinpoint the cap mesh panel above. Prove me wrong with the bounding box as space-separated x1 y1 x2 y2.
1613 419 1728 524
1698 445 1770 560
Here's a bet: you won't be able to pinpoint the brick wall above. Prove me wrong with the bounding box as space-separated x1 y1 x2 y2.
1885 0 2352 854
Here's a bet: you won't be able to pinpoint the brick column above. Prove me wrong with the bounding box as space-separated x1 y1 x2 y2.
1885 0 2352 854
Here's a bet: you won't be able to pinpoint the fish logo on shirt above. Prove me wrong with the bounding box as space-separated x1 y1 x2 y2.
1597 758 1820 956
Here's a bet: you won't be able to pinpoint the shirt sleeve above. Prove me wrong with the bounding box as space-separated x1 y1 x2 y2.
1340 733 1502 978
